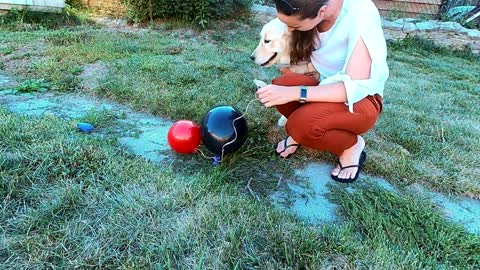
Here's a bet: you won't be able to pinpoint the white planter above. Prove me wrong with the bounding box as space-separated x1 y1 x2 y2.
0 0 65 12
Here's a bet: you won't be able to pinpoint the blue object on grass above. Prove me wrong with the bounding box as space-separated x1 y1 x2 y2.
77 122 95 133
213 155 221 166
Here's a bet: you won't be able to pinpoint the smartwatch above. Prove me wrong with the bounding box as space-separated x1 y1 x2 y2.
299 85 307 103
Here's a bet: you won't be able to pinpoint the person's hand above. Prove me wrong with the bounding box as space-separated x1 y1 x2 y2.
256 84 298 108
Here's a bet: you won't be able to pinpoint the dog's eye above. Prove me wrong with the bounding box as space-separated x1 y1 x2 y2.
264 40 271 44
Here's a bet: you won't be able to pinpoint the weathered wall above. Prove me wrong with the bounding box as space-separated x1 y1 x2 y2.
383 18 480 54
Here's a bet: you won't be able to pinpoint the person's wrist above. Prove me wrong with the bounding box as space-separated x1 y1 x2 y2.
291 86 300 102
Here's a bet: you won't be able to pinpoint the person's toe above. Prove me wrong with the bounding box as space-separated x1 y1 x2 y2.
276 137 298 158
348 168 358 179
338 170 347 179
338 168 356 180
281 145 296 158
275 139 285 154
343 170 351 179
331 165 341 176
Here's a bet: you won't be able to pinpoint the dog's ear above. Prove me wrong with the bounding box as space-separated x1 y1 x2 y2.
253 79 267 89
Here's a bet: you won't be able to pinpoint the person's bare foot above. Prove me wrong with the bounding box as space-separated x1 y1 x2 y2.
275 136 299 158
331 135 365 180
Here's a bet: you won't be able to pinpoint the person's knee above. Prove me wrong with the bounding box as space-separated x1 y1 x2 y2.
352 115 379 135
286 119 327 145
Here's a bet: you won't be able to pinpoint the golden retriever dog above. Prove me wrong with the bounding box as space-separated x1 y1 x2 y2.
251 18 319 79
251 18 319 126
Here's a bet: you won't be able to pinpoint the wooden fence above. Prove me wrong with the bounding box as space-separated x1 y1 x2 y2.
373 0 443 19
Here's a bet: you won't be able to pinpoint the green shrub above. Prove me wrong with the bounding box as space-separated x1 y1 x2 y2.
121 0 253 27
65 0 85 9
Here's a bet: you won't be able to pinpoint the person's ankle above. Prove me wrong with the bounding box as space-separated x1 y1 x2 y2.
340 136 365 159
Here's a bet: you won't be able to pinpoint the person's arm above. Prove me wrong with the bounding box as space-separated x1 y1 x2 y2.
257 37 372 107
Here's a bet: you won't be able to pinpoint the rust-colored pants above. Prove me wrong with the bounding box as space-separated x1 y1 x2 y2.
273 72 383 156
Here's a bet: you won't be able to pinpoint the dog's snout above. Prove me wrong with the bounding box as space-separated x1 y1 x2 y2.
250 55 255 61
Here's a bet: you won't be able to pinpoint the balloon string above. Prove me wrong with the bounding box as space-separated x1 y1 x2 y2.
219 98 257 162
195 148 216 159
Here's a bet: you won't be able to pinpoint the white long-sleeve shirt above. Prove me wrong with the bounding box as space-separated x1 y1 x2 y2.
310 0 389 113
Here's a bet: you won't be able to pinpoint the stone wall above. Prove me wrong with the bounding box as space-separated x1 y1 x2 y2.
383 19 480 54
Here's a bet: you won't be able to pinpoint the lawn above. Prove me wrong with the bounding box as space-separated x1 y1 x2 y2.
1 12 480 269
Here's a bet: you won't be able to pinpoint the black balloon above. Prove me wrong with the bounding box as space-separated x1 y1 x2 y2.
200 105 248 155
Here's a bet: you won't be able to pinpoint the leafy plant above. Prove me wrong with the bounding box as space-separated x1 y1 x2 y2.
120 0 253 27
65 0 85 10
15 79 50 93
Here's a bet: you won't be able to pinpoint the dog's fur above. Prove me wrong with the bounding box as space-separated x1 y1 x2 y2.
252 18 320 127
251 18 319 80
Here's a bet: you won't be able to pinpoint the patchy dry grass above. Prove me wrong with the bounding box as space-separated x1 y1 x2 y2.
3 24 477 196
1 109 479 269
1 17 480 268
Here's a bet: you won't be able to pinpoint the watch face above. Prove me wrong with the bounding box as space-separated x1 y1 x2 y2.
301 86 307 99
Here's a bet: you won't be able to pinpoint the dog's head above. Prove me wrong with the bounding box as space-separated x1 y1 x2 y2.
250 18 290 67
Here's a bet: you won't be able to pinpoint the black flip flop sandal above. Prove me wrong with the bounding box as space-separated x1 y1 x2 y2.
331 151 367 183
274 137 300 159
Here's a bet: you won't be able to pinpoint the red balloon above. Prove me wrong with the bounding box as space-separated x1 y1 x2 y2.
167 120 201 154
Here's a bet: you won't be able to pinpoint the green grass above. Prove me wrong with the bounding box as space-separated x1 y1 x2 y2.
1 17 480 268
1 109 479 269
78 108 124 128
4 23 477 196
